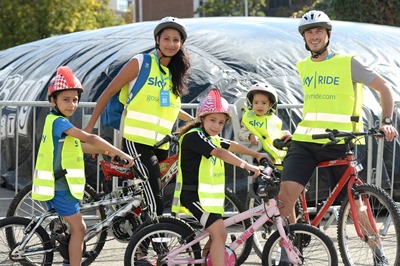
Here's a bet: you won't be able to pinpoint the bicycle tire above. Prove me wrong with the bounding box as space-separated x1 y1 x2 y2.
0 216 54 265
224 188 254 265
262 223 339 265
337 184 400 265
124 217 201 266
6 182 107 266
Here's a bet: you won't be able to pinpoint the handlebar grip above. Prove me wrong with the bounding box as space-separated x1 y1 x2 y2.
312 133 332 140
273 138 291 150
114 156 129 165
154 134 172 148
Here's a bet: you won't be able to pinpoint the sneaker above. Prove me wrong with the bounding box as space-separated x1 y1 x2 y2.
277 248 293 266
373 247 389 266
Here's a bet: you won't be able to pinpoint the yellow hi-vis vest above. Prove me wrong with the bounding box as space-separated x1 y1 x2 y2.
242 109 286 164
172 129 226 215
294 54 364 144
123 54 181 150
32 114 85 201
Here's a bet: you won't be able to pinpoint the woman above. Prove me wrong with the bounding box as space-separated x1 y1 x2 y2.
85 16 192 216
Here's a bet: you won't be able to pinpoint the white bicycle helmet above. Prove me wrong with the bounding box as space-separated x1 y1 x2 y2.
246 83 278 113
298 10 332 35
154 16 187 43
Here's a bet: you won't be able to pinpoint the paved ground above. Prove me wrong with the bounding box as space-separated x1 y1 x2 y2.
0 186 339 265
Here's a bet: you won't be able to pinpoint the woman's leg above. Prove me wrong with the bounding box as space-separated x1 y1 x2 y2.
125 140 166 215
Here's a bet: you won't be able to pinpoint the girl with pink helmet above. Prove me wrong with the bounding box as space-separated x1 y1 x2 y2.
172 87 271 266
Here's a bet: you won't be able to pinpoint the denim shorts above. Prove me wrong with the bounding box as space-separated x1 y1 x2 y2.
46 190 80 217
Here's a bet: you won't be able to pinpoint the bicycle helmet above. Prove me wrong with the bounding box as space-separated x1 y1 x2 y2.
298 10 332 35
48 66 83 102
154 16 187 43
246 83 278 114
196 88 231 120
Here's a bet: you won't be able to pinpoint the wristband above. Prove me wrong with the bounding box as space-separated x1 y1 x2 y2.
240 162 246 169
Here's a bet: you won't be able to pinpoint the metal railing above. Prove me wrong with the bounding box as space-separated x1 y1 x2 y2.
0 101 398 205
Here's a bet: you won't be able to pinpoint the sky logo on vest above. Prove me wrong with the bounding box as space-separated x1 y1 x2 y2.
248 120 264 128
303 73 340 89
148 76 167 90
210 156 224 167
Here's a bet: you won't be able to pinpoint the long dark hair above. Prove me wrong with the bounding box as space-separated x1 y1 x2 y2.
169 46 190 97
179 120 201 136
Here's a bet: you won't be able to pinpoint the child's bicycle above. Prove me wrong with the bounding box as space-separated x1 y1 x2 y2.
247 128 400 265
0 155 158 265
4 133 253 264
123 170 339 266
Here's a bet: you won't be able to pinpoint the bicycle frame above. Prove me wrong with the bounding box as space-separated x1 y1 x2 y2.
161 198 302 265
11 185 144 259
299 151 377 240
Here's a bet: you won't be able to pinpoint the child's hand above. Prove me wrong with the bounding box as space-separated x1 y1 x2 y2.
255 153 273 164
119 153 135 167
245 163 261 178
249 134 259 146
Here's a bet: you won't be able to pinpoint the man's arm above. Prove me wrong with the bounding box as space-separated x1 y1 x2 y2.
368 75 399 141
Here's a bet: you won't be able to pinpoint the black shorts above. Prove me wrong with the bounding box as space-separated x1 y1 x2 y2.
180 190 222 228
281 140 347 187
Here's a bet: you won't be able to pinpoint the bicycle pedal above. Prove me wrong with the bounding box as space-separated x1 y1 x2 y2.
83 250 98 258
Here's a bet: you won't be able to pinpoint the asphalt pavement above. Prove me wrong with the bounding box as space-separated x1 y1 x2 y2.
0 186 344 265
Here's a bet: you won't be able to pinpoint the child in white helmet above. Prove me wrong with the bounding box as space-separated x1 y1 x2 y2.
32 66 134 266
172 88 271 266
238 82 292 165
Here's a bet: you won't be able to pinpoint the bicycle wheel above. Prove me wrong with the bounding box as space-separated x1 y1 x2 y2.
337 184 400 265
224 188 253 265
124 217 201 266
262 223 338 265
6 182 107 265
0 216 53 265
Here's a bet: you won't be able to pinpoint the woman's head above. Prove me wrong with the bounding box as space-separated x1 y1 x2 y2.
48 66 83 117
246 83 278 115
153 16 190 97
196 88 231 136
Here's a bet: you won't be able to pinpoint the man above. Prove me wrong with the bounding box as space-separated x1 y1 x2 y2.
277 10 399 266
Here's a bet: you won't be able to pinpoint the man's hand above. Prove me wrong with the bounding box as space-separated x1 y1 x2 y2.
379 124 399 142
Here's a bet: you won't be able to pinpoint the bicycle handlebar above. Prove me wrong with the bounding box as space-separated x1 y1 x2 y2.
154 132 180 148
312 128 384 141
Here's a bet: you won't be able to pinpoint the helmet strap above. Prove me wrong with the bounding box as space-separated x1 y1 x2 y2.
53 105 67 117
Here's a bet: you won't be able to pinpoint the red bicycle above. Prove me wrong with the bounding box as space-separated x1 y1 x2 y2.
247 128 400 265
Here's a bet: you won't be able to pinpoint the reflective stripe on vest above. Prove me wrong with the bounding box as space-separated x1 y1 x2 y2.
294 54 364 144
123 54 180 150
242 109 285 163
32 114 85 201
172 129 225 215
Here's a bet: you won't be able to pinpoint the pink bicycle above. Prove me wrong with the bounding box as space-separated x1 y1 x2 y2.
123 173 338 266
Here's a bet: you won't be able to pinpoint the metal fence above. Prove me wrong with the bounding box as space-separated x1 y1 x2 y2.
0 100 399 205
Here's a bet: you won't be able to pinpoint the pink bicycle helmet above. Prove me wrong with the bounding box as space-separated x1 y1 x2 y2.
48 66 83 102
196 88 231 120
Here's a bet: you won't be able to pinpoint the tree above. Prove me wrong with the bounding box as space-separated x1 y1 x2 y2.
197 0 267 17
293 0 400 27
0 0 125 50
